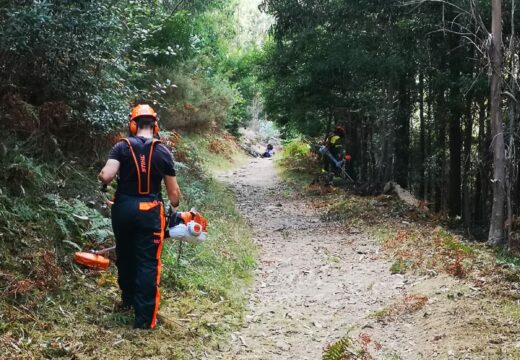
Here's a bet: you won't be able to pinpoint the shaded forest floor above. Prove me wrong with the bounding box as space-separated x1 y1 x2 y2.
210 157 520 360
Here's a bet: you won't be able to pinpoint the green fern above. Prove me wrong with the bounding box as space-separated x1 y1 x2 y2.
323 336 355 360
44 194 113 246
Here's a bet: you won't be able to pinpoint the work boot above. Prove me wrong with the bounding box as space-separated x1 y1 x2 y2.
134 314 169 330
114 301 133 313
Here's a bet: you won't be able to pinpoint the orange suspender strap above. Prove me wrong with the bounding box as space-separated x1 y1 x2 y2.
146 139 157 195
122 138 160 195
122 138 140 192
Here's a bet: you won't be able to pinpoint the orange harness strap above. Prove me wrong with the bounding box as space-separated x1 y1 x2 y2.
122 138 160 195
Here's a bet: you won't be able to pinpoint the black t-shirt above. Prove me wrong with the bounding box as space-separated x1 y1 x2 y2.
108 136 176 195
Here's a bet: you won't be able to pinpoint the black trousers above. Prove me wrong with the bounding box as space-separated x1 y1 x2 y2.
111 194 165 329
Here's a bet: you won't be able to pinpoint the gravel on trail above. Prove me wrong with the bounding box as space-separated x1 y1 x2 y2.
211 158 426 360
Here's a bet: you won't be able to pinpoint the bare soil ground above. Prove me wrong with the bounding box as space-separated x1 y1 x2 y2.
212 158 520 360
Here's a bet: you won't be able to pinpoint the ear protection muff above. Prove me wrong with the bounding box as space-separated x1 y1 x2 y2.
128 116 159 135
128 114 138 135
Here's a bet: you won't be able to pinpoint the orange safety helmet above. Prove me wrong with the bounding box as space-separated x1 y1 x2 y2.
129 104 159 135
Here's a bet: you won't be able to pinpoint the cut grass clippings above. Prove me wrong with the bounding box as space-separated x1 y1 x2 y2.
370 294 428 321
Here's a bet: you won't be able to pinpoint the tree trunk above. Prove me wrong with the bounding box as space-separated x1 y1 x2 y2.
434 89 446 212
462 101 474 229
447 33 463 217
395 76 411 188
475 100 487 226
381 85 395 183
506 0 517 248
348 111 359 181
361 120 369 182
427 80 434 203
448 108 462 217
419 73 426 199
488 0 506 246
324 112 333 143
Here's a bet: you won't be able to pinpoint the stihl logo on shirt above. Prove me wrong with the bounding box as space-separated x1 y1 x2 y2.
140 154 147 173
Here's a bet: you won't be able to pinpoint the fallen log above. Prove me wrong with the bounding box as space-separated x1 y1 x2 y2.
384 181 428 210
311 176 428 210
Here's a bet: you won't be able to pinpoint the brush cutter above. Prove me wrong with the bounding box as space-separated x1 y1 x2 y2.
74 247 114 270
74 206 208 270
318 145 354 182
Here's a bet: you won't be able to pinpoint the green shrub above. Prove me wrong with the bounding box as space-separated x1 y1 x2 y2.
159 61 240 130
0 1 132 130
390 258 410 274
436 229 474 255
496 248 520 267
276 138 319 186
282 138 311 159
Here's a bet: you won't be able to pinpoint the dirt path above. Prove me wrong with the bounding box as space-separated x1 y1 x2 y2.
209 158 517 360
212 158 429 360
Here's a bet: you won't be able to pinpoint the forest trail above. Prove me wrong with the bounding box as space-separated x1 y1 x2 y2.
212 158 438 360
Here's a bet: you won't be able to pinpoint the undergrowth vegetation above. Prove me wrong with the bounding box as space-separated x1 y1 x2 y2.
276 138 318 187
0 132 108 296
0 0 268 158
0 132 255 359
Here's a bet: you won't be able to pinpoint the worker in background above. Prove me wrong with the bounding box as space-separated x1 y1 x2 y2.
322 126 346 174
98 104 181 329
262 143 275 158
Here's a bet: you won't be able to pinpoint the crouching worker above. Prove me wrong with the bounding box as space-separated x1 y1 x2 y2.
262 144 274 158
98 104 181 329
